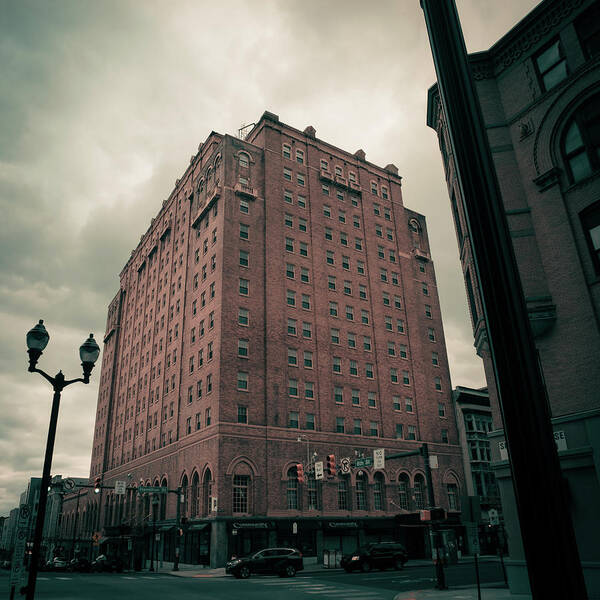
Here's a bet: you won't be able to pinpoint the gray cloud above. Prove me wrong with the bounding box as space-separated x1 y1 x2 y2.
0 0 538 514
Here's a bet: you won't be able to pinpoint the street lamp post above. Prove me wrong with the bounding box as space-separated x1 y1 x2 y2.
24 320 100 600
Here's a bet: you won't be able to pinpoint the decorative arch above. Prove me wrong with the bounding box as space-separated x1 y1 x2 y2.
180 474 189 518
226 455 259 476
190 470 200 518
203 467 213 516
281 461 301 480
533 74 600 178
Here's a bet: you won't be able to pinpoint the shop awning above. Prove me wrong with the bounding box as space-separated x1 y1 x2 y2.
159 525 175 532
187 523 208 532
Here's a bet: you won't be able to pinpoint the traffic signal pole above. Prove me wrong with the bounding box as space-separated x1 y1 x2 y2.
420 1 587 597
387 444 446 589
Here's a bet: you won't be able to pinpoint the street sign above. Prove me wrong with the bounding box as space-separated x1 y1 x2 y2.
429 455 439 469
354 457 373 468
292 522 298 534
63 478 76 491
314 461 324 480
10 505 30 588
340 457 351 474
138 485 167 494
466 522 480 554
115 480 126 495
373 448 385 470
488 508 499 526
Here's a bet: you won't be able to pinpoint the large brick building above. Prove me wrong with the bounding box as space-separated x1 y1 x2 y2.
427 0 600 595
82 111 464 567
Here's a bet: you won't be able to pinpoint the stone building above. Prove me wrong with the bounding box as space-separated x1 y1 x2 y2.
427 0 600 594
87 111 465 567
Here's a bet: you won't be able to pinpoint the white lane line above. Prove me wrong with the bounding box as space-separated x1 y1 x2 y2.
56 577 72 580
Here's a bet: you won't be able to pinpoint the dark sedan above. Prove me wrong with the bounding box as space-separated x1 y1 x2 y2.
226 547 303 578
341 542 408 573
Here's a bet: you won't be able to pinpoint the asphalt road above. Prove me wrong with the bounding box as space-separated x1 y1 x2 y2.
0 561 506 600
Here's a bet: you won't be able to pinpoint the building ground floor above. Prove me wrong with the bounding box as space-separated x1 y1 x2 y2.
90 513 465 569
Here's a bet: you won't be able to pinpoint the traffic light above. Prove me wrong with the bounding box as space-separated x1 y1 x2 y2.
296 463 305 485
326 454 336 477
94 477 101 494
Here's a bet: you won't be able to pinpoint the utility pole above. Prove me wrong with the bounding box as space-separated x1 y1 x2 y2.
173 486 182 571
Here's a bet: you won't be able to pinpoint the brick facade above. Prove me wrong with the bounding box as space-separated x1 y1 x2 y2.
86 111 465 566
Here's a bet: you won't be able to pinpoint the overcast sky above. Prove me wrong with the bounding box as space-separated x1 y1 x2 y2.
0 0 540 516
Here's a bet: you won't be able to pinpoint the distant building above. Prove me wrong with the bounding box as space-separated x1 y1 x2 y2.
86 111 465 567
0 509 19 556
427 0 600 595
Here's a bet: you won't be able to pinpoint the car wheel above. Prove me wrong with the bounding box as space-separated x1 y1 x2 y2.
239 566 251 579
394 558 404 570
284 564 296 578
361 561 371 573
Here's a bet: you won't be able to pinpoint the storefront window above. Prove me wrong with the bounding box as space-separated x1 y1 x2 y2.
233 475 250 513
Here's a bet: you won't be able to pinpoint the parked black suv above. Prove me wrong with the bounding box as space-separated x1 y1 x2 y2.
341 542 408 573
226 547 304 578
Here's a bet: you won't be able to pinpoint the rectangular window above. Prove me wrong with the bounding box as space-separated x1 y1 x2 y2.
286 263 295 279
323 205 331 218
197 380 203 399
325 227 333 241
304 350 313 369
298 195 306 208
342 255 350 270
390 368 398 383
397 319 405 333
438 402 446 417
326 250 334 265
346 305 354 321
355 238 363 251
301 267 309 283
306 413 315 430
283 167 292 181
339 210 346 224
331 328 340 344
534 39 567 92
206 406 211 425
328 275 336 290
399 345 407 359
383 293 390 306
297 173 305 186
371 182 378 195
336 190 344 202
240 199 249 213
361 310 369 324
240 223 249 239
239 250 249 267
388 342 396 356
284 190 293 204
285 237 294 252
435 376 442 391
353 419 362 435
239 278 249 295
296 149 304 164
238 307 249 325
396 424 403 439
288 411 299 428
288 379 298 397
302 321 312 338
422 283 429 296
425 304 432 318
357 260 365 274
238 405 248 424
329 301 338 316
381 186 388 200
301 295 311 310
288 348 298 366
432 351 439 365
333 356 342 373
299 242 308 256
282 144 291 159
363 336 371 351
340 232 348 246
366 363 374 379
348 332 356 348
389 250 396 263
305 381 314 399
428 328 436 342
288 318 297 335
299 218 307 232
403 371 410 385
322 183 330 196
284 213 293 228
334 386 343 403
370 421 379 437
378 245 385 259
380 268 388 282
386 228 393 241
407 425 416 440
336 417 345 433
196 412 201 430
237 371 248 391
351 389 360 405
405 397 413 412
349 360 358 376
287 290 296 306
358 285 366 300
304 351 313 368
238 339 248 357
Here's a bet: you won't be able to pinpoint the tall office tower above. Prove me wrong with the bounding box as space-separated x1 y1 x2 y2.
88 111 464 567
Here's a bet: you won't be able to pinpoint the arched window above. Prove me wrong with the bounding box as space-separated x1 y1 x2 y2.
203 469 213 515
181 475 189 518
408 219 420 233
562 94 600 183
287 467 298 510
190 472 199 518
355 471 368 510
414 474 426 510
373 472 385 510
398 473 410 510
446 480 459 511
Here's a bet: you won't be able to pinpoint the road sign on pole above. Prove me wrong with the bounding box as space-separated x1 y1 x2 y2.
138 485 167 494
354 457 373 468
429 455 439 469
314 461 324 480
63 478 76 491
115 481 126 495
373 448 385 470
340 457 351 474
